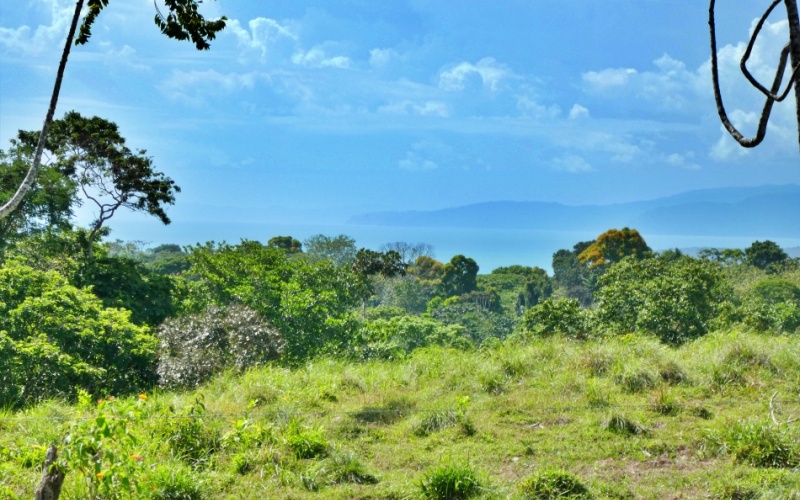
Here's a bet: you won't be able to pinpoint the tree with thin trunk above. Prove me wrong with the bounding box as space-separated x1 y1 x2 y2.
709 0 800 153
0 0 226 221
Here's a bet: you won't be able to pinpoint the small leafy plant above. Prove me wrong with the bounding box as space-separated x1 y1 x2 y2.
62 394 149 500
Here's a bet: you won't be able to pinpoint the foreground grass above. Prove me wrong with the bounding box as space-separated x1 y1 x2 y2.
2 330 799 499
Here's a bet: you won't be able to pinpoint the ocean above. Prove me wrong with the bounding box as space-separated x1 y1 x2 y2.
106 220 800 273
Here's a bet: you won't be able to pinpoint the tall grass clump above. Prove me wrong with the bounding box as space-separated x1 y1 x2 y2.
602 412 648 436
284 419 329 459
519 468 593 499
413 409 460 437
703 420 800 468
419 462 485 500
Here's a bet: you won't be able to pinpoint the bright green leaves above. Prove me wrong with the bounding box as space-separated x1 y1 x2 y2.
0 261 157 408
593 255 731 345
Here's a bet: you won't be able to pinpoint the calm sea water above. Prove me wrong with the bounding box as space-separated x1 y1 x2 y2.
110 220 800 273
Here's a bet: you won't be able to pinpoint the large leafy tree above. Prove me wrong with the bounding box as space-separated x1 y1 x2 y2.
303 234 358 267
593 255 731 345
745 240 789 271
438 254 479 298
0 0 226 220
578 228 651 269
16 112 180 254
184 240 362 362
268 235 303 253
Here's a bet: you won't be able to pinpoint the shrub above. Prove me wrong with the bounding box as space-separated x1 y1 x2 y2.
593 256 730 345
419 463 484 500
523 298 589 339
0 261 157 408
519 468 593 499
359 315 467 359
157 304 283 388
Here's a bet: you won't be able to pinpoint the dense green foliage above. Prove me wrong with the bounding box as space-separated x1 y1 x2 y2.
592 255 731 344
183 240 363 362
0 261 156 408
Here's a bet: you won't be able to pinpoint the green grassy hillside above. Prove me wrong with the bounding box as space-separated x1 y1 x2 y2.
2 330 799 499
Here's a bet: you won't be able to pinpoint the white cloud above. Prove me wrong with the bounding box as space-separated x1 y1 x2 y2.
517 94 560 119
292 47 351 68
568 104 590 120
227 17 296 58
398 140 456 170
550 154 593 173
0 0 74 56
369 48 397 68
399 151 438 171
664 151 700 170
378 99 449 117
159 69 262 104
582 68 637 88
439 57 512 92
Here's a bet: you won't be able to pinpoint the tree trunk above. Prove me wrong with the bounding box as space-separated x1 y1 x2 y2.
34 445 65 500
0 0 84 220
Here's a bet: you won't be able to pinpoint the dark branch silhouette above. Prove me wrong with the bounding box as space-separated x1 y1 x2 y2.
708 0 800 153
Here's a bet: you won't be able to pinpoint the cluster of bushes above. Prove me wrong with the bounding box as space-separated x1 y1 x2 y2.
1 225 798 409
522 246 800 344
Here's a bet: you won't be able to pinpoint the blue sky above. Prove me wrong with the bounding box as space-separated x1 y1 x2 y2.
1 1 799 245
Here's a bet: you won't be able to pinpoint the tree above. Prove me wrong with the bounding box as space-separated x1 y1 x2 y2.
0 261 157 408
698 247 746 266
352 249 408 314
523 268 553 308
268 235 303 253
709 0 800 153
410 255 446 285
438 255 479 297
16 112 180 255
352 249 408 279
745 240 789 271
0 0 226 220
184 241 362 362
577 228 651 269
593 255 731 345
0 146 75 256
379 241 435 265
303 234 358 267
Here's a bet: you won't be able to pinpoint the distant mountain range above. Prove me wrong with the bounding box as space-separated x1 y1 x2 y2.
348 184 800 238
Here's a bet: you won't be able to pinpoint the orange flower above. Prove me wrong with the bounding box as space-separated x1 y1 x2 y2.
131 454 142 462
96 472 105 479
138 393 148 401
